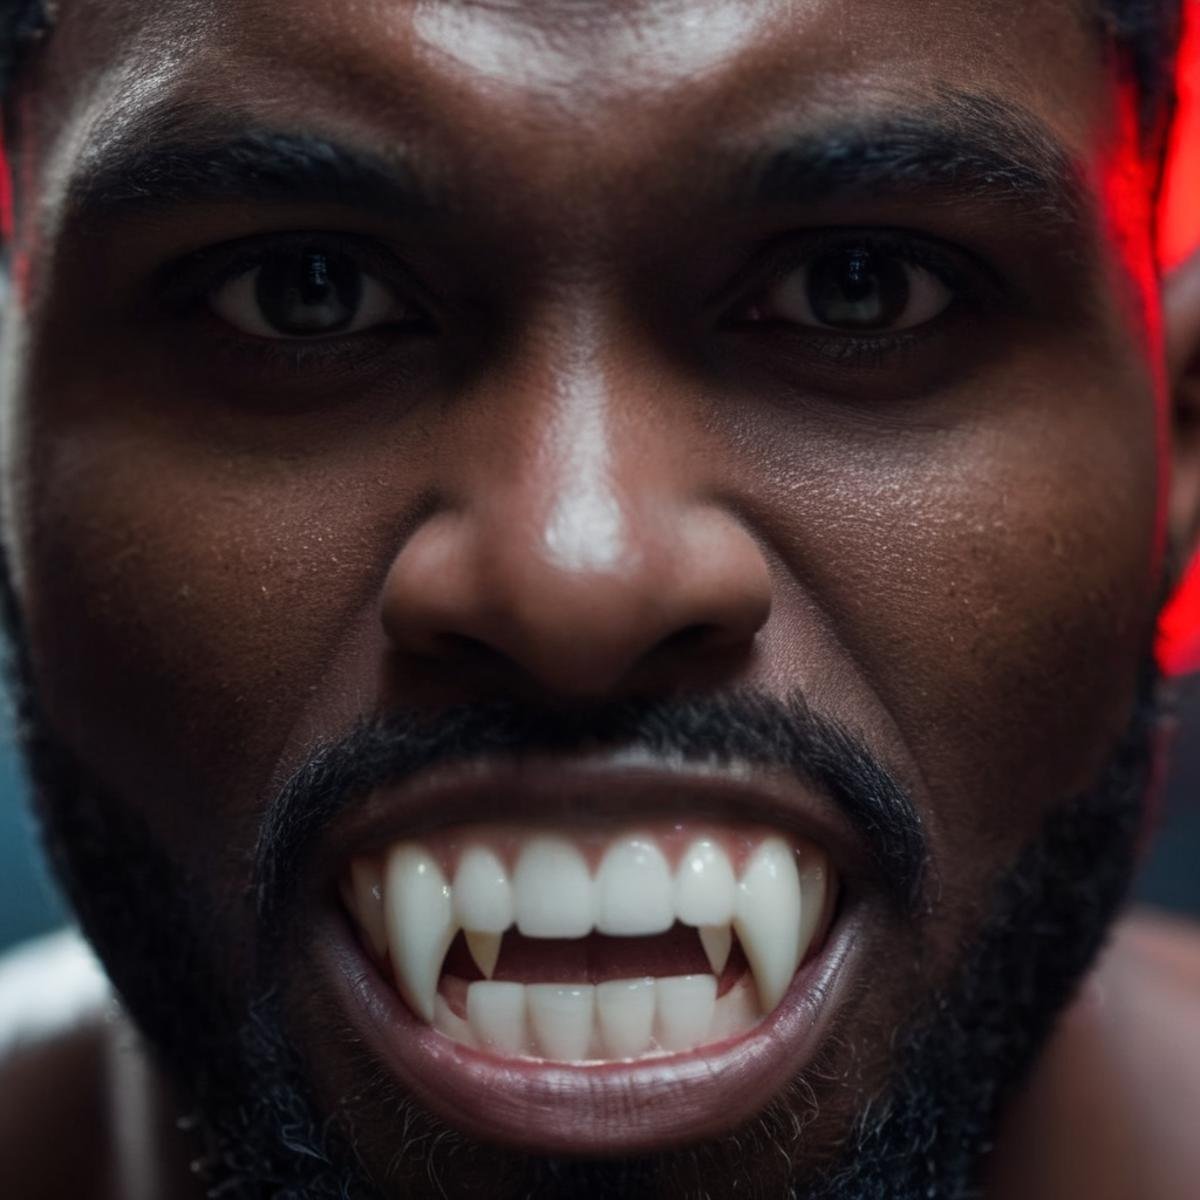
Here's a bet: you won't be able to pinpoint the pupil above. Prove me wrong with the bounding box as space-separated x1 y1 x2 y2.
256 250 363 335
807 248 908 330
841 253 874 301
299 254 330 306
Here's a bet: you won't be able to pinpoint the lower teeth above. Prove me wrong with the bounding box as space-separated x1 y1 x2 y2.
432 972 762 1062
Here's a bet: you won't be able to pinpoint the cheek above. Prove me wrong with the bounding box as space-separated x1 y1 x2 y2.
737 371 1160 873
889 450 1153 856
15 424 408 864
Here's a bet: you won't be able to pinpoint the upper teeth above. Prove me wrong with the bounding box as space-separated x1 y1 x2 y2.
343 828 831 1056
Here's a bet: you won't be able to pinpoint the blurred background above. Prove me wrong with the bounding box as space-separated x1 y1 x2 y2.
2 3 1200 956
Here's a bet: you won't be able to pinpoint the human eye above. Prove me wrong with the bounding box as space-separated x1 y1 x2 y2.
149 232 439 402
209 244 407 339
743 239 955 334
724 228 988 348
717 230 998 400
162 233 431 347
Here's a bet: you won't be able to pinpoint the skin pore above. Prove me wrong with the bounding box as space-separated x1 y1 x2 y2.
2 0 1200 1197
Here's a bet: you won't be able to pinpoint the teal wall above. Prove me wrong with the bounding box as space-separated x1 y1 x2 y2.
0 734 63 951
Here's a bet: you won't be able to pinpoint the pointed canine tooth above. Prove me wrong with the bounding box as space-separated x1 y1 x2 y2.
384 844 457 1023
596 977 656 1059
465 930 503 979
674 838 736 927
514 838 594 938
699 925 732 975
350 858 388 961
596 835 674 935
734 837 803 1014
467 981 528 1056
453 847 514 933
527 984 596 1060
655 974 717 1052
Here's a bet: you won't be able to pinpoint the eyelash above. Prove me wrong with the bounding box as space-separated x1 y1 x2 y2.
762 231 969 292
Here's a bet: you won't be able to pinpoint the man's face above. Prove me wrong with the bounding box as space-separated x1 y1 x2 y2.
0 0 1180 1195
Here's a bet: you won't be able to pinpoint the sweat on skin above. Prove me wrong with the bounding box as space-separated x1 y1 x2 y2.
0 1 1199 1199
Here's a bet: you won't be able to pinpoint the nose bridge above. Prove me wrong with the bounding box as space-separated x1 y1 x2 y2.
540 371 627 577
513 309 645 580
381 302 771 695
471 306 677 644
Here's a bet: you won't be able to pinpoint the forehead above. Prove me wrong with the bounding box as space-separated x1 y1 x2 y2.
32 0 1114 212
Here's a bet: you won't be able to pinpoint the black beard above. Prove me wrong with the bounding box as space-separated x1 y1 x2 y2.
0 549 1155 1198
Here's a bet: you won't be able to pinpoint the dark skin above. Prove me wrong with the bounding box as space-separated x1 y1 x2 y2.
2 0 1200 1196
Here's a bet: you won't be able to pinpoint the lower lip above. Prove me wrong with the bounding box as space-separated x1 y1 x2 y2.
317 904 862 1155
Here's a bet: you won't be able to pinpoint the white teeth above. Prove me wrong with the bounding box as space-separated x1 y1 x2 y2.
433 994 476 1048
733 837 803 1014
467 981 528 1055
465 930 503 978
707 974 760 1044
514 837 594 938
699 925 733 975
595 977 656 1058
675 838 736 927
595 835 674 935
349 858 389 960
352 829 832 1055
384 844 458 1023
527 984 596 1060
462 974 759 1061
655 974 717 1052
453 847 513 933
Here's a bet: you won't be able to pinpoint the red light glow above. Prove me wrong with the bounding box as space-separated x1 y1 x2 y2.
1157 0 1200 673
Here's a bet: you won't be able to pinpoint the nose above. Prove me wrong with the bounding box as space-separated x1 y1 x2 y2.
380 370 771 698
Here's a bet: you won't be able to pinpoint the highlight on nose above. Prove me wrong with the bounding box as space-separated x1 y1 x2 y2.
379 501 771 696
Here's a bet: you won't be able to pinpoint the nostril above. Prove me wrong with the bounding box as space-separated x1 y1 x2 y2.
653 623 721 656
432 632 510 667
382 503 771 695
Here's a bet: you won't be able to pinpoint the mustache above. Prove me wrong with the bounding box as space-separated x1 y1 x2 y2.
253 690 926 934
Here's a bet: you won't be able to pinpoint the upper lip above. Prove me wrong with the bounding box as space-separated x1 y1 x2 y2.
314 751 877 887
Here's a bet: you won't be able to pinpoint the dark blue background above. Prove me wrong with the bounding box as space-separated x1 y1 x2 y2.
3 681 1199 954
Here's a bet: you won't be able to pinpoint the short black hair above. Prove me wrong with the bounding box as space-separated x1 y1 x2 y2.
0 0 1185 147
0 0 44 91
1100 0 1186 141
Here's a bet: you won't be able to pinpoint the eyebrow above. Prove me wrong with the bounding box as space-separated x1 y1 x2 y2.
64 89 1087 237
745 90 1086 230
67 111 441 226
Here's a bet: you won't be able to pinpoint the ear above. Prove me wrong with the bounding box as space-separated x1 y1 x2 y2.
1164 246 1200 584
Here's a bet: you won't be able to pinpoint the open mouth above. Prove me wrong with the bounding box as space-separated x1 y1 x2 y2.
316 762 868 1154
341 825 834 1063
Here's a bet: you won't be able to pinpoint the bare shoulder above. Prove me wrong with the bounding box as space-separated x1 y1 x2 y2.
0 928 112 1056
1104 906 1200 1028
0 931 115 1198
988 907 1200 1200
1095 907 1200 1097
1089 908 1200 1193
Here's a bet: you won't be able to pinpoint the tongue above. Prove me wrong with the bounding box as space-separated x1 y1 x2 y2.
442 926 745 988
